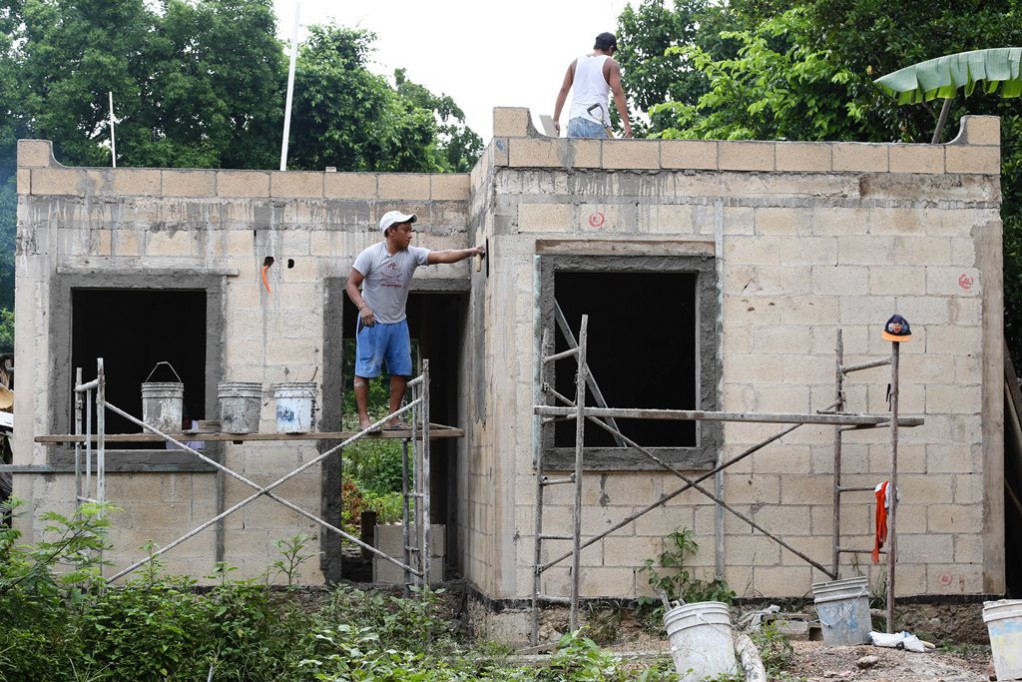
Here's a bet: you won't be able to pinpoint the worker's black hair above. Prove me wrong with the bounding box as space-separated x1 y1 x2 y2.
594 32 617 51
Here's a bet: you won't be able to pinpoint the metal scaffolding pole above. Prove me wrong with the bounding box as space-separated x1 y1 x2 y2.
530 316 921 638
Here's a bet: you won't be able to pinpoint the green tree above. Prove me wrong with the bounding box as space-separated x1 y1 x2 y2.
1 6 482 351
620 0 1022 362
286 25 481 173
615 0 741 135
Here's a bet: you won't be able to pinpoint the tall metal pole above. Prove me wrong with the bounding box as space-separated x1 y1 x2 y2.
279 3 300 171
74 368 83 507
832 331 844 576
885 342 900 633
422 360 431 590
532 330 552 644
97 359 105 507
108 92 116 168
569 315 589 631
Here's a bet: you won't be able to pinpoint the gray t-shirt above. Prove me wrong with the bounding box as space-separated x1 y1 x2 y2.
352 242 430 324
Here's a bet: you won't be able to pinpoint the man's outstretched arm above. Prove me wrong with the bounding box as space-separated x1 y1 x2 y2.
427 245 486 265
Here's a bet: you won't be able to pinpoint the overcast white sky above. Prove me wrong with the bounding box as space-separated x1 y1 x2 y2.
271 0 634 142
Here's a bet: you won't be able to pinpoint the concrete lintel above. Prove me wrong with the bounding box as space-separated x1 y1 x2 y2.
56 265 240 278
535 238 714 257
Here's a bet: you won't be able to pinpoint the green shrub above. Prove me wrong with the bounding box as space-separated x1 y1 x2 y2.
637 528 736 631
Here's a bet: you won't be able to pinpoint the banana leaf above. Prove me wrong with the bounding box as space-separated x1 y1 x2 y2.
874 47 1022 104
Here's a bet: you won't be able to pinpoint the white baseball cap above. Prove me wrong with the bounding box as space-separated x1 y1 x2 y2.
379 210 417 232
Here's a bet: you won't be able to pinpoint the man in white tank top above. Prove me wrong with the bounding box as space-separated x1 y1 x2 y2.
552 32 633 138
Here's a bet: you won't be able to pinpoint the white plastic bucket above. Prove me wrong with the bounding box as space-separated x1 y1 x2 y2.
984 599 1022 680
813 576 872 646
272 382 316 434
663 601 737 680
218 382 262 434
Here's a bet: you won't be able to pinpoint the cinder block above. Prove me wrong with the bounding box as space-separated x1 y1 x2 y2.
31 168 84 195
725 473 781 503
508 138 600 168
776 237 837 265
508 138 558 167
728 535 782 564
780 475 835 505
754 565 812 596
832 143 888 172
493 107 530 137
660 140 717 169
16 169 29 194
579 567 637 597
431 174 470 200
951 115 1000 146
811 265 868 295
719 141 774 171
756 207 803 235
112 169 161 196
113 228 140 257
147 230 195 257
163 170 216 196
517 203 571 233
899 533 954 563
492 138 509 167
634 506 694 537
889 145 944 174
602 536 663 567
578 203 618 232
271 171 324 198
324 173 377 198
602 140 659 169
17 139 54 168
946 146 1000 174
869 268 925 295
837 235 896 265
218 171 270 197
775 142 831 172
647 204 693 234
749 438 814 474
377 174 430 200
925 325 982 355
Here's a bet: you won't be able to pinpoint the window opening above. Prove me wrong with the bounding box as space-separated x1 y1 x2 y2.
71 289 207 449
553 271 698 448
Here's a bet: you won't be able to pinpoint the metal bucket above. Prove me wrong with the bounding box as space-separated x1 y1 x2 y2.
141 362 184 433
813 576 872 646
984 599 1022 680
664 601 737 680
272 382 316 434
218 382 262 434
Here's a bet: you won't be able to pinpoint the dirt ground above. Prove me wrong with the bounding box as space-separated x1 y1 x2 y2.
583 602 995 681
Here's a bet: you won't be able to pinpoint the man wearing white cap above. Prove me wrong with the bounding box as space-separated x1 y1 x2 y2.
346 210 485 431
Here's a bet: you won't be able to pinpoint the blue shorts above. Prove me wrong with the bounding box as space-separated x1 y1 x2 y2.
567 117 608 138
355 320 412 378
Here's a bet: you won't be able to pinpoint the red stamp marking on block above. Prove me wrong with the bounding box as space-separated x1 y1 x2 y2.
958 273 974 290
938 573 953 587
588 212 605 228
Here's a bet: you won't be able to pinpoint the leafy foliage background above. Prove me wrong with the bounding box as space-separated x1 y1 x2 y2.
0 0 484 353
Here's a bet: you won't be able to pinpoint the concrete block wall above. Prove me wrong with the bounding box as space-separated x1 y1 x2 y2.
481 109 1002 602
13 108 1004 604
13 140 472 582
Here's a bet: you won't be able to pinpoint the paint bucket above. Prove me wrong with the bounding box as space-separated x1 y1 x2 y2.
663 601 737 680
813 576 872 646
272 382 317 434
984 599 1022 680
217 382 262 434
141 362 184 433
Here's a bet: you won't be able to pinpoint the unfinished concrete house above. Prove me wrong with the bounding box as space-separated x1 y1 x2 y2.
10 109 1007 638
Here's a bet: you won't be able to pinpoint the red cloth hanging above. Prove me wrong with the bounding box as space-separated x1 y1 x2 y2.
873 481 889 564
